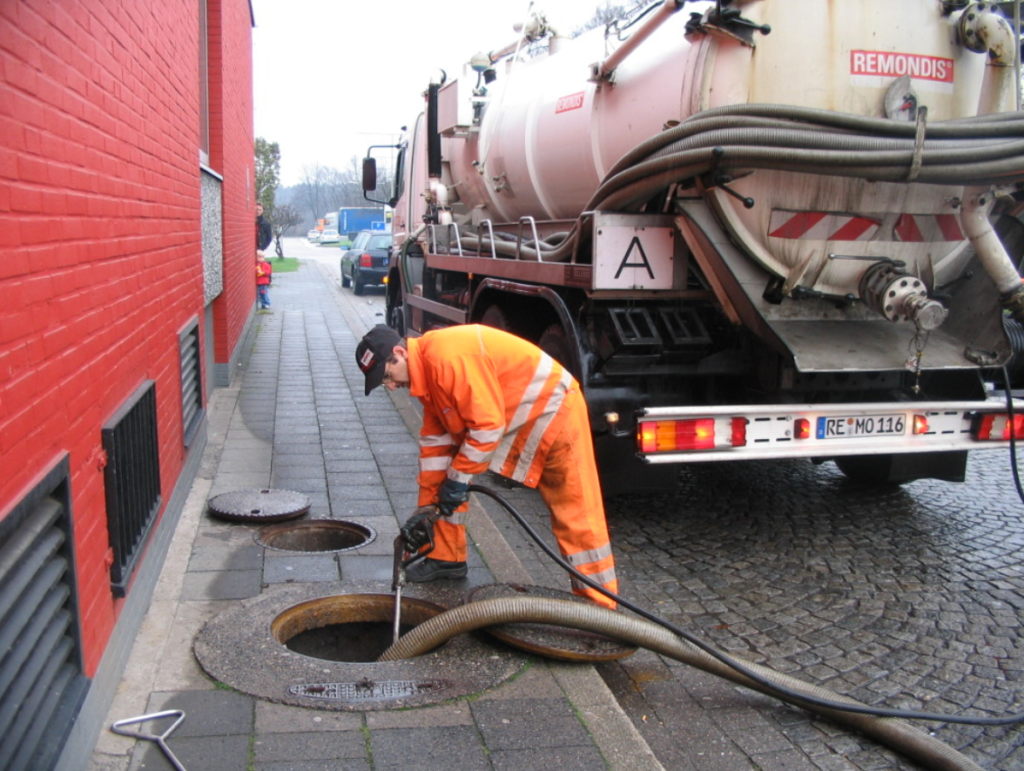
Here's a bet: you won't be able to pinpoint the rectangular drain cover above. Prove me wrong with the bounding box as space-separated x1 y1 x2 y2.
288 680 452 701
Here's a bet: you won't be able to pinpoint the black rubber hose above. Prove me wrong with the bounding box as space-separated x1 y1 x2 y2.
1003 365 1024 508
380 596 985 771
457 485 1024 728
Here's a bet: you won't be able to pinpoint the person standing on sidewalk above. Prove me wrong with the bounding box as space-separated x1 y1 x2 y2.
256 202 273 252
255 250 272 310
356 324 618 609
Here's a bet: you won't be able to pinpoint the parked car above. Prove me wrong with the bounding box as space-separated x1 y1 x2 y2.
340 230 392 295
319 229 340 245
307 229 321 243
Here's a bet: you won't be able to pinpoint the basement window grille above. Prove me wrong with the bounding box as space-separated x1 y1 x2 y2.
179 318 204 447
0 455 88 771
102 381 162 598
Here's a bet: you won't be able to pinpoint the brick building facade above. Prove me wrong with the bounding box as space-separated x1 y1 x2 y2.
0 1 258 768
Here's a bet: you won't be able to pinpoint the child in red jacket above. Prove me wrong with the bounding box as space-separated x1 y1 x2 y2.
256 250 272 310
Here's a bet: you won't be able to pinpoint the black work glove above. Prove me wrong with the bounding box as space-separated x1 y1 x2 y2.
400 506 439 552
437 479 470 517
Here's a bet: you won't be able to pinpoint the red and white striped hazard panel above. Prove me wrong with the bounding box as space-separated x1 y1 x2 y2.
892 213 964 242
768 211 964 242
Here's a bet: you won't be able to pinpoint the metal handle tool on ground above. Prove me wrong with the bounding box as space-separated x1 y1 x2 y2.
110 710 188 771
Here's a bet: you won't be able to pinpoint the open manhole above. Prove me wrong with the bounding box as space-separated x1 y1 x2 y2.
207 488 310 523
193 582 526 711
467 584 637 662
273 593 442 662
256 520 376 553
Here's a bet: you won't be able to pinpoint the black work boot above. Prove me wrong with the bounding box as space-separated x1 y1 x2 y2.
406 558 468 582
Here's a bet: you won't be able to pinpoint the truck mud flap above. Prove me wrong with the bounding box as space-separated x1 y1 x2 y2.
595 434 678 496
834 450 967 485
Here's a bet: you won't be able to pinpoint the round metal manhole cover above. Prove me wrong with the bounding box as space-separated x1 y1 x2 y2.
466 584 637 662
207 489 311 523
255 520 376 553
193 582 526 711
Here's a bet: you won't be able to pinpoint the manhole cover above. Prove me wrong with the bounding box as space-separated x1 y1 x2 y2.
466 584 637 662
207 489 310 523
255 520 375 553
288 679 451 701
193 582 526 711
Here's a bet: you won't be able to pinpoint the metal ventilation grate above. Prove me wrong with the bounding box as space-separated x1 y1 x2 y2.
179 317 204 446
607 307 661 347
103 381 162 598
0 456 88 771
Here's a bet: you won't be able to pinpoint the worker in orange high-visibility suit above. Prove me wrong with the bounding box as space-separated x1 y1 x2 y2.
356 323 618 609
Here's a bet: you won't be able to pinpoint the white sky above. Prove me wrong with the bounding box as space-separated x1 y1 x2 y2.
251 0 609 186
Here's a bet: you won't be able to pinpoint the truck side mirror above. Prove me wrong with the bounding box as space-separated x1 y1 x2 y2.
362 158 377 192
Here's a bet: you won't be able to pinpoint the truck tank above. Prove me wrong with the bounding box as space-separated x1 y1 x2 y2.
435 0 1023 338
367 0 1024 489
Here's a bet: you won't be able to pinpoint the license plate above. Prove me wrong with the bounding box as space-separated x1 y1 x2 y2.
816 414 906 440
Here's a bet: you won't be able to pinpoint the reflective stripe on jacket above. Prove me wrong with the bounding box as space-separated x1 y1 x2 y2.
408 325 576 504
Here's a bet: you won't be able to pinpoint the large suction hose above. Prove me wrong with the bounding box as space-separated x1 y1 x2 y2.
379 596 984 771
380 483 1024 769
463 105 1024 268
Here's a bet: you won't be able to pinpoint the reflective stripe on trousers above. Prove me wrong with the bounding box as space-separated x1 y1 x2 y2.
430 390 617 610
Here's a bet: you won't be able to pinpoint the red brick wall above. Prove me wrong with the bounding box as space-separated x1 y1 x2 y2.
209 0 258 362
0 0 253 675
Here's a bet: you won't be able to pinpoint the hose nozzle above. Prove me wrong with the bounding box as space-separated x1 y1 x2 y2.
859 261 948 330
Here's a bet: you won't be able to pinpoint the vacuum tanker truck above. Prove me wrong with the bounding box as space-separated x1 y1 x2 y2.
363 0 1024 493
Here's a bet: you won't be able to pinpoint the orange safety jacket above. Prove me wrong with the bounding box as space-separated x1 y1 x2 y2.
407 325 618 609
408 325 574 497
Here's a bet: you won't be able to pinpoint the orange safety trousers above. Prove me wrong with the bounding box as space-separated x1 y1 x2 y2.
429 390 618 610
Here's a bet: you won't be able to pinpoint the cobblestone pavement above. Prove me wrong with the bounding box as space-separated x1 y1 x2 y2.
304 235 1024 770
96 241 1024 771
492 453 1024 770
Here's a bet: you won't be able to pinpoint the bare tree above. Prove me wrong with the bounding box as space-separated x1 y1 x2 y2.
270 204 303 258
322 166 353 211
297 162 334 226
294 157 397 228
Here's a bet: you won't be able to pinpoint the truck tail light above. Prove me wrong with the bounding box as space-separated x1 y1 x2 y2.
972 413 1024 440
794 418 811 439
912 414 929 435
731 418 748 447
639 418 746 453
359 253 373 267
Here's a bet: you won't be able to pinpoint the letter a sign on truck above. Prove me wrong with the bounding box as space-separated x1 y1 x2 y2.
594 214 675 290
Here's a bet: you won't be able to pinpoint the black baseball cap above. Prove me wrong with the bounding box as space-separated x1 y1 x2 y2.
356 325 402 395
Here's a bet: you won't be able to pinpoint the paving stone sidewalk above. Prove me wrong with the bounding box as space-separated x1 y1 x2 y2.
87 260 661 771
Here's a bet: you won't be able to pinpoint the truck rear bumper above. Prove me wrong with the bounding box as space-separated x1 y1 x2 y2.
636 398 1021 463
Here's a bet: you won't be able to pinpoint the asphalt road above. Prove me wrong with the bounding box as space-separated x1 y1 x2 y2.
280 235 388 331
294 234 1024 770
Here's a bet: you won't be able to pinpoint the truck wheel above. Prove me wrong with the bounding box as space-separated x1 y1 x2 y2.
353 270 365 295
834 455 899 486
388 304 405 337
479 304 509 332
835 450 966 485
538 323 572 371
